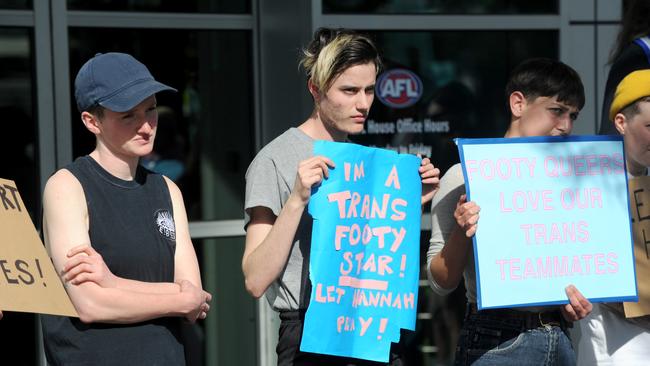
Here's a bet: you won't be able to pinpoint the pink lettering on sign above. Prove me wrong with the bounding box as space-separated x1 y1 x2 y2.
359 317 373 336
314 283 345 304
351 289 416 309
519 221 589 244
328 191 351 219
334 225 408 251
327 192 407 220
560 188 603 210
377 318 388 340
544 154 625 177
339 252 394 276
344 161 366 182
499 190 554 212
372 227 391 249
339 276 389 291
390 199 407 220
337 316 355 333
466 157 536 181
399 255 406 278
495 253 619 279
389 227 406 252
384 165 401 189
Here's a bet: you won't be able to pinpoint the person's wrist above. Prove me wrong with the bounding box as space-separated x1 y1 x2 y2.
286 192 308 209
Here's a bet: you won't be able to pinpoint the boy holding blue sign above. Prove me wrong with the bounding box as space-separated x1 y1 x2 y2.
573 69 650 365
427 58 592 365
243 28 439 365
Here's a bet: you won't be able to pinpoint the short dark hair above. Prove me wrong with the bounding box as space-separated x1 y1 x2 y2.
505 58 585 110
85 104 105 119
620 96 650 119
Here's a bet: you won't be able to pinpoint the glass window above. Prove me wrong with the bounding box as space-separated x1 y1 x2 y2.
67 0 250 14
194 237 257 365
323 0 558 14
0 27 39 217
68 28 254 221
351 30 558 174
0 1 31 10
0 26 38 366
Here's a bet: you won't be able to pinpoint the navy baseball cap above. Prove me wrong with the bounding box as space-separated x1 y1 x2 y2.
74 52 176 113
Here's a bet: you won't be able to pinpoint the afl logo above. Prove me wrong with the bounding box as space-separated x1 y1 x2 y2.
376 68 423 109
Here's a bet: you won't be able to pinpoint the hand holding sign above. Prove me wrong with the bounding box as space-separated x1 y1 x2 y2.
292 156 336 205
454 195 480 238
560 285 593 321
418 157 440 205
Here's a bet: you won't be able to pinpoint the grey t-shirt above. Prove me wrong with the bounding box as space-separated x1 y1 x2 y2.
244 127 314 311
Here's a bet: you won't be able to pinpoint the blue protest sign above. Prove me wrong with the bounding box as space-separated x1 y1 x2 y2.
457 135 637 310
300 141 421 362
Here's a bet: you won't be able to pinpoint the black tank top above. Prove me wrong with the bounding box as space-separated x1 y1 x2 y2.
41 156 185 366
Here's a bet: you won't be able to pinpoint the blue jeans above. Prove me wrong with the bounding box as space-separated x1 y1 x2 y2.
454 306 576 366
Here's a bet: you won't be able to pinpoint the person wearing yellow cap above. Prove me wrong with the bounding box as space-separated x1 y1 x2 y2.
572 69 650 365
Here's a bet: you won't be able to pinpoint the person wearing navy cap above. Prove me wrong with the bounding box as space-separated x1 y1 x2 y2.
41 52 211 365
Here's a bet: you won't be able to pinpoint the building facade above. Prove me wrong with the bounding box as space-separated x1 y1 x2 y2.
0 0 624 365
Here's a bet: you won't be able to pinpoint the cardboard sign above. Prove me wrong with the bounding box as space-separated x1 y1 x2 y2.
300 141 421 362
625 177 650 318
0 178 77 317
457 136 637 309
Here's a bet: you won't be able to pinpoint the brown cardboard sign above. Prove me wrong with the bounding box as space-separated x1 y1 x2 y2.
0 178 77 317
625 177 650 318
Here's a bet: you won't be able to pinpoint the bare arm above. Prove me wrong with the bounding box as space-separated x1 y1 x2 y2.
63 245 181 294
242 156 333 298
429 194 479 290
164 177 203 288
43 169 207 324
426 164 479 293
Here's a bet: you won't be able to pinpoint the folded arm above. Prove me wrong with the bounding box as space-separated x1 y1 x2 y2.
43 169 208 324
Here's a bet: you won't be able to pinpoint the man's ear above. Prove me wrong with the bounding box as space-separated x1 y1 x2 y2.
509 91 527 118
613 113 627 135
308 79 321 103
81 111 101 135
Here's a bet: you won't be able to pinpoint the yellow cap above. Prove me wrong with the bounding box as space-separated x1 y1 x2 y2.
610 69 650 121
